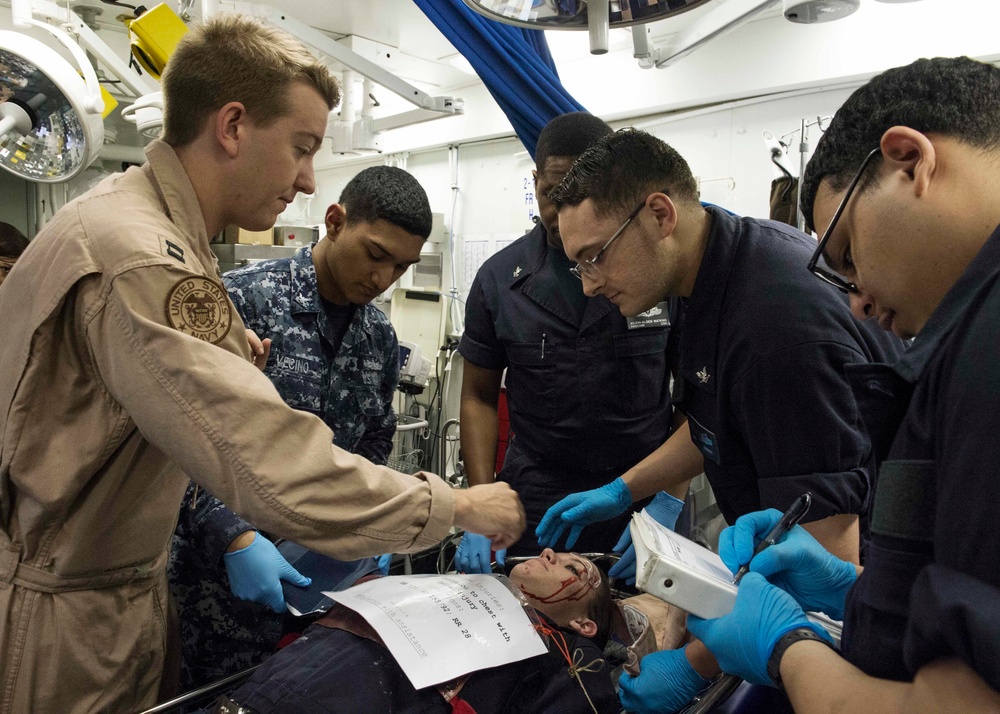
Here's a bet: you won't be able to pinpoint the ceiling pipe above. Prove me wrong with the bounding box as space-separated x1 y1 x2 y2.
654 0 782 69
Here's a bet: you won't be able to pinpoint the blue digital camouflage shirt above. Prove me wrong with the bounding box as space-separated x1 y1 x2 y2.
168 243 399 689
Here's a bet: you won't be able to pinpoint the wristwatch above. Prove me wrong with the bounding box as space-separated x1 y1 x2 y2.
767 627 834 690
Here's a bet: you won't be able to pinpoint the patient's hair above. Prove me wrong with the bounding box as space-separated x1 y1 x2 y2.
549 128 700 219
338 166 433 239
587 567 614 649
0 222 29 258
535 112 613 173
161 14 340 147
801 56 1000 233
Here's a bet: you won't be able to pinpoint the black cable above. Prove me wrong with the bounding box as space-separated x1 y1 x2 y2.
99 0 139 11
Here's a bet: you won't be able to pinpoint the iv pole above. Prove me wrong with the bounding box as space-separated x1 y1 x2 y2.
780 115 830 232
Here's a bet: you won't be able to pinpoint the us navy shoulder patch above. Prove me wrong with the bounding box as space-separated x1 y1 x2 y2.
165 276 232 344
159 235 185 264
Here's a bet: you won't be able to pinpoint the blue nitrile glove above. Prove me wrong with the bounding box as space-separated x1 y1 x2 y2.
377 553 393 575
223 532 311 613
687 572 831 686
718 509 858 620
619 646 713 714
454 533 506 574
535 477 633 550
609 491 685 583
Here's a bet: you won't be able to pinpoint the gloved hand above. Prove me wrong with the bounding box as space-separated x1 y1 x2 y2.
609 491 685 583
718 509 857 620
687 572 830 686
454 533 506 574
377 553 393 575
223 532 311 613
619 646 713 714
535 477 633 550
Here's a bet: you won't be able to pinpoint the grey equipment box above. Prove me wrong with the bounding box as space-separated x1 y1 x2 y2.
210 244 300 274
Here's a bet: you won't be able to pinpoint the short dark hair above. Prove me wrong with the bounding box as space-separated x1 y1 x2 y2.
535 112 613 172
801 56 1000 233
0 222 29 258
549 128 700 219
338 166 433 239
587 566 614 649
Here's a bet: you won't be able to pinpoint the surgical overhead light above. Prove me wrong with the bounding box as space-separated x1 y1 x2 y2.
0 30 104 182
460 0 714 55
120 91 164 139
783 0 860 23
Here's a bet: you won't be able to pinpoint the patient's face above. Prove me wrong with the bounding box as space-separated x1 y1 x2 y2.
509 549 600 625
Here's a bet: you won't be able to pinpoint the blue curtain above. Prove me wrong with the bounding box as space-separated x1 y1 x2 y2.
414 0 586 160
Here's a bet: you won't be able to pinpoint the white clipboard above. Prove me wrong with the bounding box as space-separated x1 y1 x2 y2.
631 511 842 645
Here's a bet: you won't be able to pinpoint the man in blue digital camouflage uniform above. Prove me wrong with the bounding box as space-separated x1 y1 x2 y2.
168 165 429 690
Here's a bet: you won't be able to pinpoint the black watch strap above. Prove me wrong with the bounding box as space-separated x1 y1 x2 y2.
767 627 834 690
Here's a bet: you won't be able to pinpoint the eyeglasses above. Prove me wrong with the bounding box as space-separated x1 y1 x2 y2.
807 148 881 294
570 189 668 281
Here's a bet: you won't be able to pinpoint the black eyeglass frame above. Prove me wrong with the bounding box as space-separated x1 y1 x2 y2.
569 188 669 281
807 147 882 294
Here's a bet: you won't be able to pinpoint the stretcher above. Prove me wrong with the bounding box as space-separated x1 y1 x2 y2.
140 550 768 713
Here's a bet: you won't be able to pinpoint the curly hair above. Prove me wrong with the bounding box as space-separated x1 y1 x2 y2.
801 56 1000 232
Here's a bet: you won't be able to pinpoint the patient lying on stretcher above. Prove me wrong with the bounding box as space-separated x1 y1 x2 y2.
217 549 620 714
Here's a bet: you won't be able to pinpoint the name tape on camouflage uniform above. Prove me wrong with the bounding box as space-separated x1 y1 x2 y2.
165 276 232 344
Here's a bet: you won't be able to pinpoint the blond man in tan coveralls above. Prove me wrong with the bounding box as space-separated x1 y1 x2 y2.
0 16 524 713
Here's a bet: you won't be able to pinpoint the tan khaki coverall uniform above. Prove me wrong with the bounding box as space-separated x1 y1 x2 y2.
0 141 456 713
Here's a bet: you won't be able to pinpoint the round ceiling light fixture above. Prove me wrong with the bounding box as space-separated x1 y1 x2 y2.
0 30 104 182
783 0 861 23
461 0 715 54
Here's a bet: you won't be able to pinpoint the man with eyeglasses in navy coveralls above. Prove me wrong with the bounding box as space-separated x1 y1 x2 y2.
456 113 684 574
674 56 1000 714
536 129 904 712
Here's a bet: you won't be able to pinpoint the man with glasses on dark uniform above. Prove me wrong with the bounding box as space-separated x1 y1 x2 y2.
673 56 1000 714
456 114 683 573
535 128 902 712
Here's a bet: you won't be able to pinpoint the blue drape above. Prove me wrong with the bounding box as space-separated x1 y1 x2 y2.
414 0 586 160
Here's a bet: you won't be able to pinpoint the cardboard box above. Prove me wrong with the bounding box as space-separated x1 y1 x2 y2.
223 225 274 245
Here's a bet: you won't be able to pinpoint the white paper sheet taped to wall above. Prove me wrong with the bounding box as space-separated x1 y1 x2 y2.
631 511 842 645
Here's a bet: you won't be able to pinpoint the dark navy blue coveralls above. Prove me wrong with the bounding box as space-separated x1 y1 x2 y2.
676 207 904 529
838 223 1000 690
226 610 617 713
460 224 672 556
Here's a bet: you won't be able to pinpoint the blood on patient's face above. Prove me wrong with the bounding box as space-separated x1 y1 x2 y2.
509 549 601 622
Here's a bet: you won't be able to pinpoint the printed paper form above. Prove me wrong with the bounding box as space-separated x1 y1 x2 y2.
641 513 736 586
327 574 547 690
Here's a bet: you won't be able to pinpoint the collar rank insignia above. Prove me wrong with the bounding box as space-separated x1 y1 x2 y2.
513 266 522 278
697 367 710 384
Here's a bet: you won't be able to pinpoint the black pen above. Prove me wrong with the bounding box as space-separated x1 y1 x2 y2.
732 492 812 585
